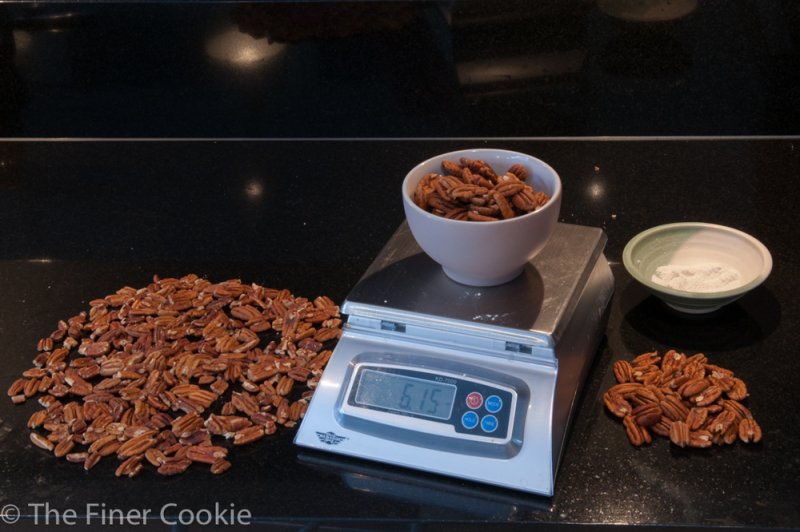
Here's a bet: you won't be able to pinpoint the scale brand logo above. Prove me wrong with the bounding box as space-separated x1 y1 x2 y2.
316 431 348 445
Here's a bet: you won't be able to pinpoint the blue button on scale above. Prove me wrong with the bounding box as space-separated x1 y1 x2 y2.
461 411 479 429
485 395 503 413
481 415 498 433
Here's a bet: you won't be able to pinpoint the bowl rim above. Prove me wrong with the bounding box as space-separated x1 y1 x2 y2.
402 148 562 226
622 222 773 300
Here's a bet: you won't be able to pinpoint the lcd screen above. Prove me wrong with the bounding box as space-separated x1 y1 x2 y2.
354 368 456 421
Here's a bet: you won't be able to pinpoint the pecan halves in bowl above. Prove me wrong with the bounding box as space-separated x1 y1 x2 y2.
413 158 551 222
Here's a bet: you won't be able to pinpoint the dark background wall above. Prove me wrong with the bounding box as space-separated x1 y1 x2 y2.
1 1 799 138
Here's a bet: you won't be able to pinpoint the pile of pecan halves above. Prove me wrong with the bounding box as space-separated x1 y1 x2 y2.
7 274 342 477
413 158 550 221
603 350 762 448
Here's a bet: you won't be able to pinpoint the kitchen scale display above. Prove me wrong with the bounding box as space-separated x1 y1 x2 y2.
295 223 614 496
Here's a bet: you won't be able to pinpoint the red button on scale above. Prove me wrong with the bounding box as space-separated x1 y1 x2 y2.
466 392 483 409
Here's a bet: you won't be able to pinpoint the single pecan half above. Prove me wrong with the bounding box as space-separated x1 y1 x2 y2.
613 360 634 383
603 392 632 418
688 430 713 448
738 418 762 443
623 414 651 446
669 420 690 447
633 403 663 427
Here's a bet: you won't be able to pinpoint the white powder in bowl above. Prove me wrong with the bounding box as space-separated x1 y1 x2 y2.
651 262 743 293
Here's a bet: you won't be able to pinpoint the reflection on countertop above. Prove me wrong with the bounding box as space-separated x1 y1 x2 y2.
0 1 799 137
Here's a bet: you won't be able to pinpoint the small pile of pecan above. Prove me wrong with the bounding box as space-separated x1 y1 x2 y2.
413 158 550 221
7 274 342 477
603 350 762 448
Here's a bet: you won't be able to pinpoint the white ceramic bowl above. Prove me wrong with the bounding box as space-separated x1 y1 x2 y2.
623 222 772 314
402 148 562 286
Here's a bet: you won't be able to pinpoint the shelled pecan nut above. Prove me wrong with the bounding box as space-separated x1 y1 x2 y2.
633 403 662 427
612 360 634 383
603 392 632 418
623 414 651 446
669 420 690 447
738 418 763 443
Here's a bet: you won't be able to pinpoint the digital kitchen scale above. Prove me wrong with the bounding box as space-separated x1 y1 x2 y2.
295 222 614 496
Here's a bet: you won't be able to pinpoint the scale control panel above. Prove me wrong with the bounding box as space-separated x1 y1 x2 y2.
336 354 527 458
457 387 513 437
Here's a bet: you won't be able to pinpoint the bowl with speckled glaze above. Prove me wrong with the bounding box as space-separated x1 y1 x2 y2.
623 222 772 314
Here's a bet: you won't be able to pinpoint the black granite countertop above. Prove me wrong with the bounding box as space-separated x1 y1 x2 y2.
2 1 800 138
0 139 798 531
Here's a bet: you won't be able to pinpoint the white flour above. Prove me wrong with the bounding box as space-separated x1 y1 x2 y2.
651 262 743 293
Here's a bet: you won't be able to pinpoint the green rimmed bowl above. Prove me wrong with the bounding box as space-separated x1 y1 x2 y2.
622 223 772 314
